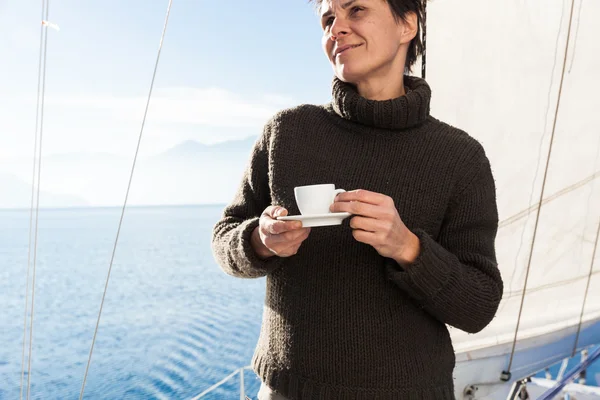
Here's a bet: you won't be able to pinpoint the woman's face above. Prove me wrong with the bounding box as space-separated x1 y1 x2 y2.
320 0 415 85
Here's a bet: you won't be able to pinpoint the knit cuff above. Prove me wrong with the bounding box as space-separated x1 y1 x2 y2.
386 229 453 306
237 217 284 277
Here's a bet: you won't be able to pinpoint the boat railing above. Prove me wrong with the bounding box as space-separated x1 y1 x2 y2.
191 365 253 400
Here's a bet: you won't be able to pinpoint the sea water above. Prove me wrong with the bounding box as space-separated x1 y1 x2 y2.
0 206 264 399
1 206 598 399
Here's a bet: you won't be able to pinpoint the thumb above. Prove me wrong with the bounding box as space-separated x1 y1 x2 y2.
274 207 288 217
265 206 288 218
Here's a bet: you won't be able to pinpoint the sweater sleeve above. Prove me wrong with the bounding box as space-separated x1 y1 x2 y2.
211 119 284 278
386 148 503 333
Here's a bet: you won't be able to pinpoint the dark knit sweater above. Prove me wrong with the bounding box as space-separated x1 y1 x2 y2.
211 75 503 400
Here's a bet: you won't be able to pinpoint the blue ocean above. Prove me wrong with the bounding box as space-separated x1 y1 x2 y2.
1 206 598 399
0 206 264 399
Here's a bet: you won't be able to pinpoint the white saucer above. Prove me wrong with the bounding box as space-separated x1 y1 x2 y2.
276 212 351 228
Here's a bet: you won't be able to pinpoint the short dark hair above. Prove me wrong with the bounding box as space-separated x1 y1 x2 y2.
309 0 427 73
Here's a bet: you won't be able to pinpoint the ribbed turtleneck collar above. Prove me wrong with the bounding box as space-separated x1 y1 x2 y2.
330 75 431 130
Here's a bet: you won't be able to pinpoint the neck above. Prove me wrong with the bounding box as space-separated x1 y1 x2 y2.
354 70 406 100
330 73 431 131
352 55 408 100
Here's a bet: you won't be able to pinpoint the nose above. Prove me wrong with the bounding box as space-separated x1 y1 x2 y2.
330 16 350 40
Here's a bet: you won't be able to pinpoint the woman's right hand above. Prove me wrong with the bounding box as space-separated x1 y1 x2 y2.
251 206 311 259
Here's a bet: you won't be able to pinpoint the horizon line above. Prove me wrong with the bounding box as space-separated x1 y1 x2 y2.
0 203 228 212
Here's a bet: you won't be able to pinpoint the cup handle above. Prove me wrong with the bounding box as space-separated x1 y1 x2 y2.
332 188 346 203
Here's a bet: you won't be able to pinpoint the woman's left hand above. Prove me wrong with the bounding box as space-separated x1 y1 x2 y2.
330 189 420 267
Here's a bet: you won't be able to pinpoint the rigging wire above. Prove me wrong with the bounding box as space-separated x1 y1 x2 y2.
22 1 51 398
568 0 585 73
78 1 174 398
503 0 577 377
507 0 567 299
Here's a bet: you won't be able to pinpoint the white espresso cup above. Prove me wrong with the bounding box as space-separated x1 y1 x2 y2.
294 184 346 215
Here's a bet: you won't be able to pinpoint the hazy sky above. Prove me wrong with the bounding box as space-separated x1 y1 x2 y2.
0 0 335 158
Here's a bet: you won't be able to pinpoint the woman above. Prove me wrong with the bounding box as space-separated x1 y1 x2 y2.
212 0 503 399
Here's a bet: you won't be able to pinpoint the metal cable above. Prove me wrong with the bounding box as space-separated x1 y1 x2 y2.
25 1 51 398
20 1 47 398
78 1 174 398
504 0 577 375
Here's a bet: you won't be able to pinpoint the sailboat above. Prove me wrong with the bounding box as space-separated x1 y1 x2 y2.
17 0 598 399
195 0 600 399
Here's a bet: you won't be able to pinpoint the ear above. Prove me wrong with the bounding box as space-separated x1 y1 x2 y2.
399 11 418 45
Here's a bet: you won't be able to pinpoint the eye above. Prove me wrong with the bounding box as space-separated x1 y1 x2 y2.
324 16 334 27
350 6 364 16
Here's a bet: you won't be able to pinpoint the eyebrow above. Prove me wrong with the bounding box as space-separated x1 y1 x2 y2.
321 0 359 20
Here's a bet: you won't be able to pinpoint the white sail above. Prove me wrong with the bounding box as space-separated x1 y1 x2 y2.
424 0 600 397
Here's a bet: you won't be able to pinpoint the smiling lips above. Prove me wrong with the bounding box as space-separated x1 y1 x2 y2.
334 43 363 57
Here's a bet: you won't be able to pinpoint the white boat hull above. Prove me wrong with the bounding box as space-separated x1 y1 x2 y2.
453 318 600 399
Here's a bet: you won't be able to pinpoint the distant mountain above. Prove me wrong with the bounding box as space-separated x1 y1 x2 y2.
0 173 89 208
129 137 258 206
0 137 258 208
154 136 257 161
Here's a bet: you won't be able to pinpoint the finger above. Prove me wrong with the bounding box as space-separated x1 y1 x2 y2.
348 216 382 232
352 229 376 245
330 200 382 217
333 189 389 206
263 219 303 235
277 229 312 256
269 227 311 248
281 227 311 243
263 206 288 219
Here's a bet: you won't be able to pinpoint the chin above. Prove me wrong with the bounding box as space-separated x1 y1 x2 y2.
332 63 367 85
